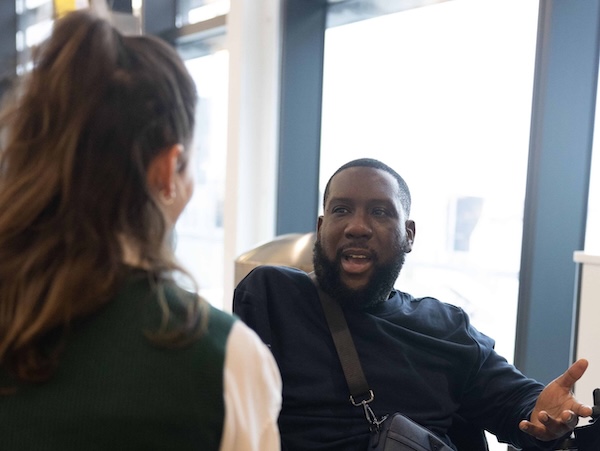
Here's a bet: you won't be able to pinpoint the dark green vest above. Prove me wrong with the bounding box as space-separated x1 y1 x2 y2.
1 270 235 450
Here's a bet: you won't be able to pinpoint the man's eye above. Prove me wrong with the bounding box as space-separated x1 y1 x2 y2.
372 208 388 216
332 206 349 214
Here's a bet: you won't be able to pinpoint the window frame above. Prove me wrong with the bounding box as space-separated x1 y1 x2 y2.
277 0 600 385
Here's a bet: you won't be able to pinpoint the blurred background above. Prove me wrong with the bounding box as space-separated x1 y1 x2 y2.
2 2 600 448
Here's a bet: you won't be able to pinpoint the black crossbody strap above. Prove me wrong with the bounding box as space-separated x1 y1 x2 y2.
309 272 371 403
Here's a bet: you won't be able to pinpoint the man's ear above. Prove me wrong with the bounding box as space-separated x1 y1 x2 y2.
146 144 182 199
316 215 324 239
403 219 416 253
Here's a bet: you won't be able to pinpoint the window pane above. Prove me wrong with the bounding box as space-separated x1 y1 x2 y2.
586 72 600 254
177 0 229 26
174 50 229 308
321 3 538 448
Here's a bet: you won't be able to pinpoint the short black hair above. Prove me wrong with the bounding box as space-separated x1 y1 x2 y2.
322 158 411 216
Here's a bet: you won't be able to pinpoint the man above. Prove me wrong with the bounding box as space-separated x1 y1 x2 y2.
233 158 591 450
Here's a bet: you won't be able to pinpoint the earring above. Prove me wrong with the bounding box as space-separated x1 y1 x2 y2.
159 188 176 206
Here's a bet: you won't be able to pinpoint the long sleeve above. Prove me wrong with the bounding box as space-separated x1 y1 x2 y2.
219 320 282 451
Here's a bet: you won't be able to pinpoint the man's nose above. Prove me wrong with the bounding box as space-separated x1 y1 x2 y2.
345 212 372 239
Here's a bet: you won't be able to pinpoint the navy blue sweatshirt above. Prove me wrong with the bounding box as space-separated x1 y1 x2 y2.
234 265 550 451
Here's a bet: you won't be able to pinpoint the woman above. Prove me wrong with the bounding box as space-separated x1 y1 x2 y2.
0 9 281 451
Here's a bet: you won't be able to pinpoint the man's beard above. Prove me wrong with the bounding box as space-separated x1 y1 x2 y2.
312 239 406 310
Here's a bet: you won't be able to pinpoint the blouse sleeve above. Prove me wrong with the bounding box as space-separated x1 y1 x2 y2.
219 320 282 451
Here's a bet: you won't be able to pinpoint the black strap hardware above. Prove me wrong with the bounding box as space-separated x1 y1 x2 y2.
309 272 387 429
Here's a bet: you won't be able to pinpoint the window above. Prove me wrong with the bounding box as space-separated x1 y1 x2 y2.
15 0 54 73
173 0 230 309
177 0 229 26
175 47 229 308
585 74 600 254
15 0 140 73
321 2 539 447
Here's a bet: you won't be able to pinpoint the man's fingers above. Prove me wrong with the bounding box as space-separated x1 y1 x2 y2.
520 410 580 441
519 419 551 440
574 403 594 418
555 359 588 388
560 410 578 429
519 420 536 434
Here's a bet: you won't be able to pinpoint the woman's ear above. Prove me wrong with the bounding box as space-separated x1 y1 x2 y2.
147 144 183 203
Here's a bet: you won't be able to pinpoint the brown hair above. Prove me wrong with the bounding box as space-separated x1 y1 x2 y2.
0 10 201 384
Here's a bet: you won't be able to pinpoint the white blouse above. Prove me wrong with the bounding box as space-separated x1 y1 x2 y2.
220 320 282 451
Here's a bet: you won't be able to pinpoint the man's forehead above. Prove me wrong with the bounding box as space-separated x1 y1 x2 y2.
329 166 399 193
326 167 403 211
325 196 399 213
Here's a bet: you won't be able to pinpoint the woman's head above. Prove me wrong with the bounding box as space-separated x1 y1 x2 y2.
2 9 197 264
0 9 199 382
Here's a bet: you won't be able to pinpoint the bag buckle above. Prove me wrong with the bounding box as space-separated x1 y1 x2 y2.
350 390 374 406
350 390 388 431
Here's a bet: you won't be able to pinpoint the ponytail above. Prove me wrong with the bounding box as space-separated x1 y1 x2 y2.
0 10 201 384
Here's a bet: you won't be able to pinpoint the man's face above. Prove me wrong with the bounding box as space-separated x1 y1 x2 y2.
313 167 415 307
